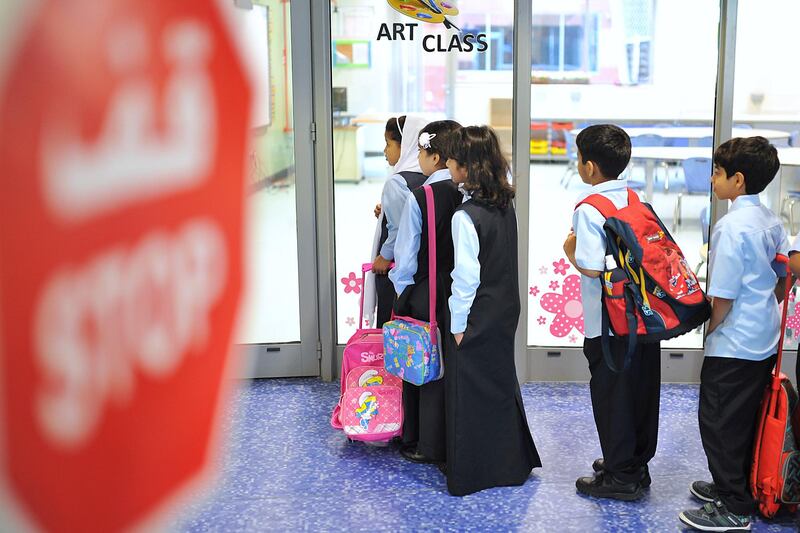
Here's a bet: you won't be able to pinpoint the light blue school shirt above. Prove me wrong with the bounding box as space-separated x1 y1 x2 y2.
572 179 630 339
379 173 416 260
449 209 481 334
389 169 454 296
705 194 789 361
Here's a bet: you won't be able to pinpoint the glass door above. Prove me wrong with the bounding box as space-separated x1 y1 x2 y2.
326 0 516 346
230 0 318 377
732 0 800 356
526 0 721 377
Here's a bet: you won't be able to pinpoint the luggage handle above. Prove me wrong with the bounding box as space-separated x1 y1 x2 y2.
758 254 792 436
773 254 792 390
359 261 394 328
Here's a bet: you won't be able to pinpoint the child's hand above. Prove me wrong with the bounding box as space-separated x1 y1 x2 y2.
374 203 382 218
563 232 577 258
372 255 392 275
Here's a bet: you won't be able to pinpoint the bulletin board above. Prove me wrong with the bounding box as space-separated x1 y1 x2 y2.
333 40 371 69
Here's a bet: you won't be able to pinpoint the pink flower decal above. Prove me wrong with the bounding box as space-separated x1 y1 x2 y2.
539 266 548 275
553 258 571 276
790 291 796 303
346 316 355 326
568 334 578 343
540 274 585 337
537 316 546 325
786 307 800 336
341 272 363 294
549 280 559 291
529 286 539 297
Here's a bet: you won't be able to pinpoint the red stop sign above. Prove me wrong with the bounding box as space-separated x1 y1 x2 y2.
0 1 251 531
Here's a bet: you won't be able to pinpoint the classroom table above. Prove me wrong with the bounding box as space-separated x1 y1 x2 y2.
571 127 790 147
533 110 800 125
633 127 788 145
631 146 800 203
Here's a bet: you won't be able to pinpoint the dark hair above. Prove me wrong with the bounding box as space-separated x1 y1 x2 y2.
445 126 515 209
713 136 780 194
385 116 406 144
575 124 631 179
418 120 462 160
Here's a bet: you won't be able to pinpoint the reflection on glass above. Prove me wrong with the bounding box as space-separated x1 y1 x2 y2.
527 0 720 349
330 0 514 343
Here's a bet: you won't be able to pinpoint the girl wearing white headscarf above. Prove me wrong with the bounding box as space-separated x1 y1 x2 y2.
362 115 429 327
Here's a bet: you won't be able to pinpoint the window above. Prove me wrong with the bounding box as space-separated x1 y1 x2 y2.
532 14 598 75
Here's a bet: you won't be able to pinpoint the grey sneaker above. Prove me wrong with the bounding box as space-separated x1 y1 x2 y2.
678 500 751 531
690 480 719 503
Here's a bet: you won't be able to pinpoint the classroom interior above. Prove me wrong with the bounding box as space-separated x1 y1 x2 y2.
172 1 800 530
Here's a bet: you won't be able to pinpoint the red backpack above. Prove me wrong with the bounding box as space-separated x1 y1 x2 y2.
750 255 800 518
575 188 711 371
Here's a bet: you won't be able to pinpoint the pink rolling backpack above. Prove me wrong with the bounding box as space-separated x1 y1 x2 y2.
330 263 403 442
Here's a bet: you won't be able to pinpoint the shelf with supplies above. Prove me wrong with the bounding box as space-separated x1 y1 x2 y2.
488 100 576 161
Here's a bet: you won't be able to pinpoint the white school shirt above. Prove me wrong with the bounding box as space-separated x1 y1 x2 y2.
379 173 416 260
449 208 481 334
572 179 630 339
705 194 789 361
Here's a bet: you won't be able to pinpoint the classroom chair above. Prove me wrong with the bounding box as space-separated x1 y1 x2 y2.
674 157 712 232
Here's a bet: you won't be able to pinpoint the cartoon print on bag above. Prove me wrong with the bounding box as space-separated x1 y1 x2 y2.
358 369 384 387
355 392 379 430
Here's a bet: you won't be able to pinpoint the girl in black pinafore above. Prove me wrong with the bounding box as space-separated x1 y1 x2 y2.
389 120 462 464
442 125 541 496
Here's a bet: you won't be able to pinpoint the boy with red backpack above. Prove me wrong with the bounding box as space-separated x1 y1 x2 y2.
679 137 789 532
563 124 661 501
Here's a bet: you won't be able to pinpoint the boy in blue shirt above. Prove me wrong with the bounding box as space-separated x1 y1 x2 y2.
563 124 661 501
679 137 787 532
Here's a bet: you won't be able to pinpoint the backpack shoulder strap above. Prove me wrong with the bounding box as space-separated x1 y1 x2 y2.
423 185 438 342
398 171 426 190
575 193 619 219
626 188 640 206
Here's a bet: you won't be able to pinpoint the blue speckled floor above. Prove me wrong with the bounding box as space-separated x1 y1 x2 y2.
173 379 799 532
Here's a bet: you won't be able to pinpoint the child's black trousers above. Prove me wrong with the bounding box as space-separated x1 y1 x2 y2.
583 336 661 483
699 354 776 515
